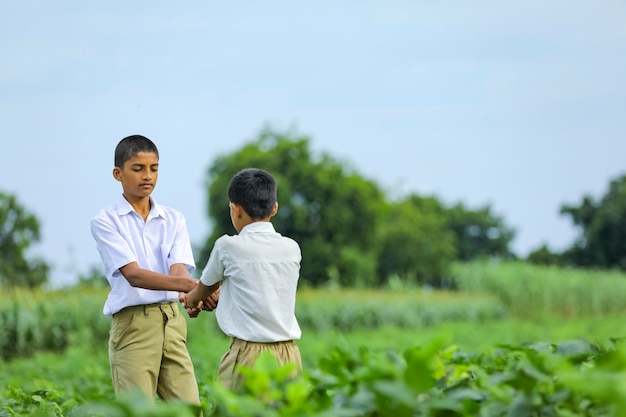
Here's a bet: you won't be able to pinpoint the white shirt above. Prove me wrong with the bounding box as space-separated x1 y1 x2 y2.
200 221 302 342
91 195 195 317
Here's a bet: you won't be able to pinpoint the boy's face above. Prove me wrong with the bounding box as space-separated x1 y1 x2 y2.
113 152 159 200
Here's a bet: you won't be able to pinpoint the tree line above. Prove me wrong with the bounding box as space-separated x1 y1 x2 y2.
1 127 625 288
197 127 626 287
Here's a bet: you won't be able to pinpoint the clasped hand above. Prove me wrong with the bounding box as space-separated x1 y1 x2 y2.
179 288 220 318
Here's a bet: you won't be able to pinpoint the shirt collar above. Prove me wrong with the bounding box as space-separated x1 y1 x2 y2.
239 221 276 236
115 195 165 219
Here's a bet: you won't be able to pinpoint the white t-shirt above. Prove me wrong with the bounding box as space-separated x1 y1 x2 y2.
200 221 302 342
91 195 195 317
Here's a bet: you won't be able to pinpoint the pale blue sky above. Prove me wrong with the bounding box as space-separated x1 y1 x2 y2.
1 1 625 286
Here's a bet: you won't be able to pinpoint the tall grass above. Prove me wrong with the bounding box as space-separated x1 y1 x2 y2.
451 260 626 318
0 288 110 361
296 288 507 331
4 261 626 363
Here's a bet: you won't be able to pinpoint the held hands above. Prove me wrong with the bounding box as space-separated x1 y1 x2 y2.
201 287 220 311
178 292 202 318
179 286 220 318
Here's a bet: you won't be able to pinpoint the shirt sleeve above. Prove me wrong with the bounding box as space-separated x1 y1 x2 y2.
199 236 226 286
90 215 136 279
164 212 196 274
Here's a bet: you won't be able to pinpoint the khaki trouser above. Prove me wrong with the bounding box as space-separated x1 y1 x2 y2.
217 337 302 390
109 302 200 406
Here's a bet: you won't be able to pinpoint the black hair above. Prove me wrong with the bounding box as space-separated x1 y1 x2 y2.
114 135 159 168
228 168 277 219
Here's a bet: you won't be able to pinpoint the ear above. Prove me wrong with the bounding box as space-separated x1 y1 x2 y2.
231 203 243 218
269 202 278 218
113 167 122 182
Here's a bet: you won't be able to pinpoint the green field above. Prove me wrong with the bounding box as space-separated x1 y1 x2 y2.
2 261 626 416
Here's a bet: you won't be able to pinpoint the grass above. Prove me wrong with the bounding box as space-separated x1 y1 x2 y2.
2 311 626 405
452 260 626 317
5 260 626 403
298 314 626 357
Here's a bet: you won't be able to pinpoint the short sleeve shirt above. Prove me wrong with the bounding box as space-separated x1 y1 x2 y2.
200 222 302 342
91 195 195 316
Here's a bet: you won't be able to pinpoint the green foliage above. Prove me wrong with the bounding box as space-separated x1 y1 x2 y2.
203 352 311 417
198 127 519 288
0 288 109 361
3 282 626 416
561 174 626 270
296 289 507 332
198 338 621 416
443 200 516 261
378 194 516 285
377 197 456 286
451 260 626 318
393 195 516 264
558 338 626 415
0 286 507 364
0 191 49 288
2 339 621 417
451 339 614 417
71 390 202 417
6 263 626 365
526 244 565 266
0 343 114 406
199 127 386 286
0 386 75 417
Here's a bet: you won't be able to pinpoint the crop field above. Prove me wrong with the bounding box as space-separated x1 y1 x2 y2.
2 261 626 416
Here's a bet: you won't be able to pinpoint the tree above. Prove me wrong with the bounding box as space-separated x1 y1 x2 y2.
377 197 456 287
560 174 626 269
526 244 563 266
0 191 48 287
398 195 516 262
198 127 386 287
375 194 515 287
443 202 516 261
197 126 518 287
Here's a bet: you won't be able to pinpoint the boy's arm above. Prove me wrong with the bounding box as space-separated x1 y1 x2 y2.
169 263 203 318
170 263 190 276
185 281 220 311
119 262 197 292
184 236 223 311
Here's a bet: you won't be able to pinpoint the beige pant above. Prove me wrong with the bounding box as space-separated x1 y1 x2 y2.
217 337 302 390
109 302 200 406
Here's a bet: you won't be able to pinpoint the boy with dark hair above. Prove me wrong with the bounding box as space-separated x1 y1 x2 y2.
184 168 302 389
90 134 216 407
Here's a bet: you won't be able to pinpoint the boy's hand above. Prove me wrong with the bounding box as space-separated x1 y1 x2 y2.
179 292 202 318
186 307 201 318
202 287 220 311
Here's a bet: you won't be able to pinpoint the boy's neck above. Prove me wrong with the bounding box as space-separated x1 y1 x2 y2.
123 194 152 221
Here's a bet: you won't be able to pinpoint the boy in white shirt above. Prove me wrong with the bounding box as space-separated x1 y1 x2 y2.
184 168 302 389
90 135 216 408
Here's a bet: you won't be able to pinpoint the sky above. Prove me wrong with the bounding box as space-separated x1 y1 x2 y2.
1 1 625 287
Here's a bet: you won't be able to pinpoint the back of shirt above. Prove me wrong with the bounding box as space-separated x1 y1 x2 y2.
200 221 302 342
